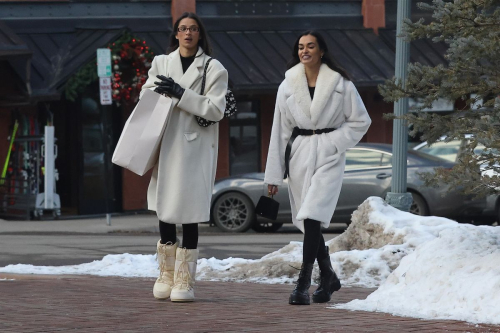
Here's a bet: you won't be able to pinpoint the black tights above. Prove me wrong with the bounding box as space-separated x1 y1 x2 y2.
159 221 199 249
303 219 329 264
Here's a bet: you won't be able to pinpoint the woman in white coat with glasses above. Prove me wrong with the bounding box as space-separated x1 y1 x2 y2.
140 12 228 302
265 31 371 305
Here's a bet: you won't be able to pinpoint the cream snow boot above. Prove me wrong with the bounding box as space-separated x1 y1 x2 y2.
153 239 179 300
170 248 198 302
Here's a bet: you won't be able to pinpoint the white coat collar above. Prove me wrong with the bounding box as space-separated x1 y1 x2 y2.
168 47 207 90
285 63 343 125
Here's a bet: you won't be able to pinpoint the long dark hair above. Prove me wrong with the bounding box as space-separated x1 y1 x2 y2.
167 12 212 56
287 30 350 80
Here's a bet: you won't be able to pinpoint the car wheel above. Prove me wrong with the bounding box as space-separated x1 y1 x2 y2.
212 192 255 232
251 221 283 233
409 192 429 216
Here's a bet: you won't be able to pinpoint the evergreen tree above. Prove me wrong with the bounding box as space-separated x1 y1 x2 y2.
380 0 500 197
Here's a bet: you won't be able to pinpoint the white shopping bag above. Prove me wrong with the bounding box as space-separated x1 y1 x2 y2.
112 89 172 176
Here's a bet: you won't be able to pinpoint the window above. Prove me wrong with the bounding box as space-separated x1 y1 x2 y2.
345 149 389 170
229 101 260 175
418 140 461 162
381 153 392 166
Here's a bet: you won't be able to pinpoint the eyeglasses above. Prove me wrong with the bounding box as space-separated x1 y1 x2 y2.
178 26 200 33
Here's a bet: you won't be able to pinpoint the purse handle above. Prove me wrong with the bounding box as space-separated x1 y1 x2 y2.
200 57 213 95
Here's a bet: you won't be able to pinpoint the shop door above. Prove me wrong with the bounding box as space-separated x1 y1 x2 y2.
78 87 121 215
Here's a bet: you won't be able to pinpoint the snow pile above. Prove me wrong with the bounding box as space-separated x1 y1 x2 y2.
0 241 303 284
0 197 468 287
0 254 159 278
197 241 301 284
335 223 500 324
326 197 457 286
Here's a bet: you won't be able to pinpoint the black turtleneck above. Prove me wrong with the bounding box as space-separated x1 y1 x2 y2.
180 54 195 73
308 86 315 99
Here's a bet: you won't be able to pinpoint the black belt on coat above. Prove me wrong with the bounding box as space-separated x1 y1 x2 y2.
283 127 336 179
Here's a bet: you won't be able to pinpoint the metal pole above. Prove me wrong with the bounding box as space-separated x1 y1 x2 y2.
44 126 55 209
385 0 413 211
101 105 112 226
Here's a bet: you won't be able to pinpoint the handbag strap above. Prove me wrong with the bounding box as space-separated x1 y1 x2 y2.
200 57 213 95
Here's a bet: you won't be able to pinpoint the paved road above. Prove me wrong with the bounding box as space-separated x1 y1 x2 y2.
0 224 346 267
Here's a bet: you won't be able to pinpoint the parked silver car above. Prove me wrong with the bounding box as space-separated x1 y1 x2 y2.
414 136 499 223
210 143 486 232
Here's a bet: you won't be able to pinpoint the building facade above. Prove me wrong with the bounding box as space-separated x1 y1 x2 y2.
0 0 444 217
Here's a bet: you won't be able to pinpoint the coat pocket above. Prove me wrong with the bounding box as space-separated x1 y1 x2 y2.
184 132 199 142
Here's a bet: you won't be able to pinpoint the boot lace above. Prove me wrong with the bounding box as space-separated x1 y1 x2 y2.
174 259 193 291
156 241 175 281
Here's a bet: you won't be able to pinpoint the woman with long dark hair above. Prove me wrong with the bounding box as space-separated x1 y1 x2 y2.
265 31 371 305
140 12 228 302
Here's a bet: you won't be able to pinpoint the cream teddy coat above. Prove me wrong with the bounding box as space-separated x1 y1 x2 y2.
264 63 371 232
140 47 228 223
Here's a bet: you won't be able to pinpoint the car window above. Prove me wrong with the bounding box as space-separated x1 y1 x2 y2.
345 149 386 170
381 153 392 166
418 140 460 162
473 143 488 155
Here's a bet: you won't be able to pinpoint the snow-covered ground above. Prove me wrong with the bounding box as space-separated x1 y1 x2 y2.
1 197 499 325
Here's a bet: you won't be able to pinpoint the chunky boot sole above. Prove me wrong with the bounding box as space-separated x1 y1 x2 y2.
154 295 170 300
289 293 310 305
312 278 341 303
171 298 194 302
170 290 195 302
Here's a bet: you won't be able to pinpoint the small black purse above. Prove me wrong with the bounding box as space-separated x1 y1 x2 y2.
196 58 237 127
255 194 280 221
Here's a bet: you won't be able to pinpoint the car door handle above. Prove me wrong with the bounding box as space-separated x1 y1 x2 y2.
376 173 392 179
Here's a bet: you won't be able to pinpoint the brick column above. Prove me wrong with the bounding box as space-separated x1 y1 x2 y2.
171 0 196 23
362 0 385 34
216 118 230 179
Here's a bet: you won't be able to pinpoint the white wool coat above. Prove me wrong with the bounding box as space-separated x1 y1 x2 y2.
140 47 228 223
264 63 371 232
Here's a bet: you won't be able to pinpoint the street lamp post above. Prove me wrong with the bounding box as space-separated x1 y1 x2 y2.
385 0 413 211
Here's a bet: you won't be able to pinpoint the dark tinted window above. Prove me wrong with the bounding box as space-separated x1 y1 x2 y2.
229 101 260 175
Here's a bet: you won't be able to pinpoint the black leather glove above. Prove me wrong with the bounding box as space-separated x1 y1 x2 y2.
154 75 185 99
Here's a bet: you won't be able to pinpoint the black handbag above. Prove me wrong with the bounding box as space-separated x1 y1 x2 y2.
196 58 237 127
255 194 280 221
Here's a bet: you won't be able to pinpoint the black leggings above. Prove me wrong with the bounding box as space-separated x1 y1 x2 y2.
159 221 199 249
303 219 329 264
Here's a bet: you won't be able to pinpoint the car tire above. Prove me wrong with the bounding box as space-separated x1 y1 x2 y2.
212 192 255 232
409 192 429 216
251 221 283 233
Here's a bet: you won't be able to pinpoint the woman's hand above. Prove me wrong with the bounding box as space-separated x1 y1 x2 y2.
154 75 185 99
268 185 278 196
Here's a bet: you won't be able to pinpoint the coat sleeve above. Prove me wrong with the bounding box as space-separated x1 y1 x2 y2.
140 56 161 99
177 66 228 122
327 80 371 154
264 83 293 186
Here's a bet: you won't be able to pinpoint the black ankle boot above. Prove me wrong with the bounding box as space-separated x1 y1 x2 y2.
312 247 341 303
289 263 314 305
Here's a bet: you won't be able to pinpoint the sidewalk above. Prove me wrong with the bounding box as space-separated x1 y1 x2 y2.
1 273 499 332
0 214 161 234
